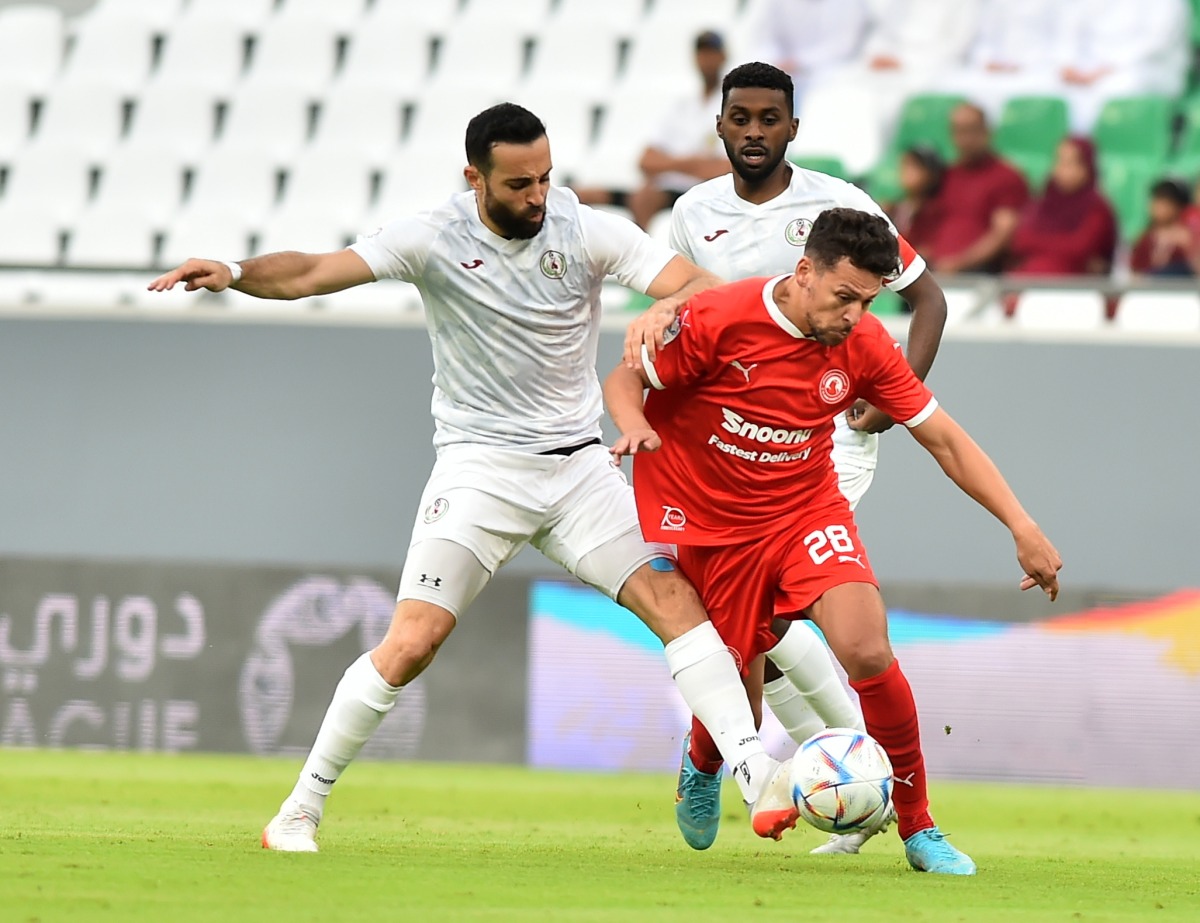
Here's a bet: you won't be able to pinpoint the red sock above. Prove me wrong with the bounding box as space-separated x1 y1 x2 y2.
849 659 934 840
688 715 725 775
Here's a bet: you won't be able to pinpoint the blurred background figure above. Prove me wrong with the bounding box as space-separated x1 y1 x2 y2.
906 103 1028 274
1129 178 1200 277
1054 0 1191 132
572 31 730 230
948 0 1061 122
747 0 868 111
885 144 945 240
1005 138 1117 277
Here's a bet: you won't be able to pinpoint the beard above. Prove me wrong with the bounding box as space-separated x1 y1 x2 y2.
483 188 545 240
726 142 787 184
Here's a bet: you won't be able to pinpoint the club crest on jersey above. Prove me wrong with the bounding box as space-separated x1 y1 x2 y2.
784 218 813 247
660 505 687 531
539 250 567 279
424 497 449 523
819 369 850 404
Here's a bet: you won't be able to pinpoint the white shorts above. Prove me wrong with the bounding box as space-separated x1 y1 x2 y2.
831 412 878 511
398 442 673 616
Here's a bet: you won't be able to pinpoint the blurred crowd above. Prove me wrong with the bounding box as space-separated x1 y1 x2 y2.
574 0 1200 281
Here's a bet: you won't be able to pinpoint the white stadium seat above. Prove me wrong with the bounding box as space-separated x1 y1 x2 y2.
320 279 422 315
186 145 284 221
273 0 368 31
620 19 700 96
1012 290 1107 331
0 204 62 265
406 83 508 155
256 203 359 256
555 0 645 29
281 146 377 225
337 26 433 94
177 0 277 29
56 16 159 92
219 83 318 158
0 4 66 92
942 286 989 328
315 85 409 160
644 0 741 34
572 85 669 189
160 206 257 266
0 82 36 158
363 0 461 32
1113 291 1200 333
241 17 343 93
153 19 250 91
511 86 598 178
527 14 624 94
91 142 190 224
126 83 224 158
83 0 185 28
67 205 158 267
31 83 129 157
429 28 529 93
790 83 886 178
2 144 95 221
371 147 471 222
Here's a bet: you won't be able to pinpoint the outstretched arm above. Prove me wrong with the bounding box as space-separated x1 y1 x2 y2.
909 407 1062 599
603 363 661 459
624 255 724 368
147 248 376 301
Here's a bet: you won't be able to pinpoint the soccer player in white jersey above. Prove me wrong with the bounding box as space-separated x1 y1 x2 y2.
147 104 801 852
627 63 951 856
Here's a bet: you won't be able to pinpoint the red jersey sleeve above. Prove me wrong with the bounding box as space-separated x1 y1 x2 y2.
641 299 719 391
853 316 938 427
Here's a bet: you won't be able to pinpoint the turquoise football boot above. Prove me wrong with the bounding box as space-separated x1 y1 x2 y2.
674 732 722 850
904 826 977 875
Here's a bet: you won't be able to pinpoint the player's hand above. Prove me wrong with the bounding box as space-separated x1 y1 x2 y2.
624 297 681 369
1013 524 1062 601
147 259 236 293
609 429 661 459
846 400 896 434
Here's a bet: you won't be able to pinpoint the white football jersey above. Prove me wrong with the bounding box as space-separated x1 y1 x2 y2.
668 166 926 289
352 186 674 453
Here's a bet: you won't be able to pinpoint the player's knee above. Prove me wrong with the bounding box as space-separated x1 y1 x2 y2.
373 601 456 685
618 562 706 643
836 636 894 682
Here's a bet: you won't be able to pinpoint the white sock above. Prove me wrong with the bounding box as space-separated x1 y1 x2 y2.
763 675 827 744
286 652 401 817
664 622 773 803
766 623 865 735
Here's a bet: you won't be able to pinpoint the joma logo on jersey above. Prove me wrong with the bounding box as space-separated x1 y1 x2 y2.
720 408 812 445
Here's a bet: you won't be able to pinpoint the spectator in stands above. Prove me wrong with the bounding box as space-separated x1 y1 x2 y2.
1005 138 1117 277
906 102 1028 274
1130 179 1200 277
1055 0 1190 132
886 145 945 240
748 0 869 109
572 31 730 230
948 0 1061 122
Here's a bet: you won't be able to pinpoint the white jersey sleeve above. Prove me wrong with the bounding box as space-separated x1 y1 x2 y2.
579 206 676 294
668 202 698 263
349 214 436 283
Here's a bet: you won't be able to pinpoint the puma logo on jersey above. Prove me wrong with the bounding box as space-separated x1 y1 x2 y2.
837 554 865 568
703 229 729 242
460 259 484 269
731 360 758 382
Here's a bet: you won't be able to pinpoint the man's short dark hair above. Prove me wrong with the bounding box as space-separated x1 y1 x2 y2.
465 103 546 174
721 62 794 117
1151 177 1191 207
805 208 900 278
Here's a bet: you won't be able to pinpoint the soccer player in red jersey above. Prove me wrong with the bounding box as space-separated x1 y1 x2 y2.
603 207 1062 875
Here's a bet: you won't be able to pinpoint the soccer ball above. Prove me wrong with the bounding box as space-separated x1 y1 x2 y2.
790 728 894 834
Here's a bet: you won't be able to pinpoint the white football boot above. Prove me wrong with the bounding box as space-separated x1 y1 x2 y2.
749 758 800 840
262 802 320 853
810 800 896 855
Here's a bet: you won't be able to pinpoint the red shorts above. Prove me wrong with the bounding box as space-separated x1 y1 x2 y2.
677 504 877 675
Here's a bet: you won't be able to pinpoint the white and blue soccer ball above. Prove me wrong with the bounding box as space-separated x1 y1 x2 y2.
790 728 894 834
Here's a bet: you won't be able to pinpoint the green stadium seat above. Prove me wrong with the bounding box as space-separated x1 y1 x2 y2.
865 155 903 207
1168 93 1200 178
871 288 906 316
995 96 1068 162
1093 96 1174 163
1099 156 1164 241
891 94 966 161
1003 150 1053 191
789 155 849 181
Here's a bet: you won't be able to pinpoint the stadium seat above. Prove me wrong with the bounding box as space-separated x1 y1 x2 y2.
527 14 625 94
0 83 36 158
66 205 158 267
1012 289 1107 331
273 0 368 31
429 27 530 92
256 203 358 256
643 0 741 33
572 85 669 189
791 83 885 177
459 0 555 31
871 289 905 316
240 17 343 93
219 83 318 158
152 19 250 91
0 4 66 92
30 83 129 157
621 20 700 95
2 144 95 221
56 15 159 92
359 0 461 32
279 146 377 225
406 84 509 159
371 148 472 220
891 94 965 162
994 96 1069 162
90 142 190 224
864 155 902 208
314 85 409 160
126 82 224 157
338 23 434 93
177 0 276 29
185 145 284 221
942 286 988 328
1113 291 1200 332
788 155 849 181
1004 150 1053 192
83 0 185 28
160 206 257 265
1093 96 1174 164
1167 93 1200 177
0 204 62 265
511 85 599 178
1099 156 1161 241
320 279 422 315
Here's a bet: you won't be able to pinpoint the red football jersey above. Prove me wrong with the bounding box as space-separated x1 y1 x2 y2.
635 275 938 545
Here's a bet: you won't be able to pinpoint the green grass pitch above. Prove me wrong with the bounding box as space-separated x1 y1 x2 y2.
2 749 1197 923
